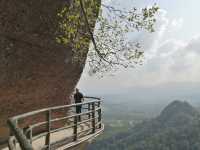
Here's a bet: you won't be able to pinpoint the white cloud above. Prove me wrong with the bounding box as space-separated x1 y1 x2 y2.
171 18 183 30
78 8 200 93
142 35 200 85
102 0 113 5
135 9 170 60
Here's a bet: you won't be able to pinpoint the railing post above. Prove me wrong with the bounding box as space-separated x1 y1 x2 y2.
98 101 102 129
8 128 16 150
8 136 17 150
45 110 51 150
92 102 96 133
28 127 33 145
7 119 33 150
73 115 78 141
88 103 91 119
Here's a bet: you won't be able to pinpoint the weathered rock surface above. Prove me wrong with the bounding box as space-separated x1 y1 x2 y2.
0 0 100 141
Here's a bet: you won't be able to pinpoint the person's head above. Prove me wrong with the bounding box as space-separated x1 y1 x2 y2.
76 88 79 93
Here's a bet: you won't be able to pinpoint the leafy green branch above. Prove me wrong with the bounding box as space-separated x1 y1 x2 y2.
56 0 159 75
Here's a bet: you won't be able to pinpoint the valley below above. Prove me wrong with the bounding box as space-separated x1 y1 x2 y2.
87 95 200 150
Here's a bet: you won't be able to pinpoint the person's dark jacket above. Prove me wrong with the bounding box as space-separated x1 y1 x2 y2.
74 92 83 103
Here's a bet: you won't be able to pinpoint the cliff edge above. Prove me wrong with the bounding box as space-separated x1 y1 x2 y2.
0 0 100 141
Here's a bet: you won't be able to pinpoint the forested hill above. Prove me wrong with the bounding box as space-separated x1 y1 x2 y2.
88 100 200 150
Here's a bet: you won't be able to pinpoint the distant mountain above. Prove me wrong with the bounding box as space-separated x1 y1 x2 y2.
157 100 198 125
88 100 200 150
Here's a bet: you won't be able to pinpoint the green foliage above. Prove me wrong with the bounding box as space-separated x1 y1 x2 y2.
56 0 100 63
56 0 159 74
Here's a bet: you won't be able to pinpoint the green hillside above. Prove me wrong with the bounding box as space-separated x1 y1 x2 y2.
88 100 200 150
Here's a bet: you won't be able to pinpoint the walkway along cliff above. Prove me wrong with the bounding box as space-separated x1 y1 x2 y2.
0 0 102 146
6 97 104 150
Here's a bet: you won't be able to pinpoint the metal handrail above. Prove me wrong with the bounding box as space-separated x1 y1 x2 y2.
11 99 101 120
7 98 103 150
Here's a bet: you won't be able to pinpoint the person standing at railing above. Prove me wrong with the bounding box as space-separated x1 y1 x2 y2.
74 88 84 122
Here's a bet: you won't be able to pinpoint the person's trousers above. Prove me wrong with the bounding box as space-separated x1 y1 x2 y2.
76 106 82 122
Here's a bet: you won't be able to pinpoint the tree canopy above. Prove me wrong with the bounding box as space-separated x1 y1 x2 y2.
56 0 159 75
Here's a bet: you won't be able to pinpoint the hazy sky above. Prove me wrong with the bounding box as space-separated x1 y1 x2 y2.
78 0 200 97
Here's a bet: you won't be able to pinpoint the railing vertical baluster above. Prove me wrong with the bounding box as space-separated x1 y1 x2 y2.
98 101 102 128
45 110 51 150
29 127 33 145
8 127 15 150
92 102 96 133
88 103 91 119
73 115 78 141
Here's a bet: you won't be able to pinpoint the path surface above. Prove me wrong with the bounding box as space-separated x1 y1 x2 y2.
3 121 103 150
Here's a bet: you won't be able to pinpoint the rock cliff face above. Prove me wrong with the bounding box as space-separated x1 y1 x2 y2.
0 0 100 140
